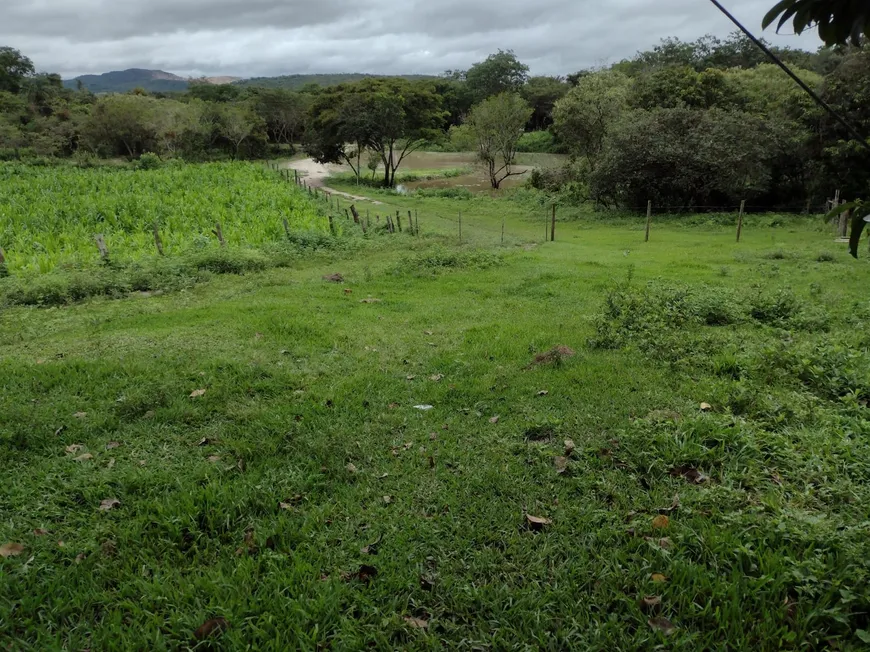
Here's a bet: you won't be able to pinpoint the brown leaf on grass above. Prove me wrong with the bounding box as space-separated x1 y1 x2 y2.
207 455 221 463
73 412 87 419
429 374 444 382
700 402 713 412
74 453 94 462
554 456 568 475
402 442 414 451
143 410 155 419
190 389 207 398
525 515 552 531
54 426 66 437
669 466 708 484
360 298 382 304
107 458 115 469
646 537 674 550
404 616 429 630
648 616 676 636
640 595 662 614
196 438 210 447
489 416 500 424
346 463 358 474
652 515 670 529
0 543 25 558
32 528 49 536
651 573 668 583
526 345 576 369
564 439 576 456
429 433 437 441
406 375 416 380
383 495 393 505
105 441 121 450
65 444 84 454
99 498 120 511
101 540 117 557
322 273 344 283
388 403 399 410
194 618 229 641
74 552 87 563
537 390 549 397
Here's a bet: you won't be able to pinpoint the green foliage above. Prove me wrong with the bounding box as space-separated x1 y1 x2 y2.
392 246 503 275
590 108 776 208
520 76 569 130
465 50 530 103
466 93 533 189
515 130 561 153
631 66 735 110
763 0 870 46
0 162 330 272
0 46 35 94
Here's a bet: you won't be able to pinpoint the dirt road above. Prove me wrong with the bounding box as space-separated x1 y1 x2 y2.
285 158 383 204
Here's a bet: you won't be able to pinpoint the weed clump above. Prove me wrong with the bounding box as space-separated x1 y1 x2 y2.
393 247 503 275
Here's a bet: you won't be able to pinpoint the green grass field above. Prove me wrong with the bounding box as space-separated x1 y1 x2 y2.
3 163 870 649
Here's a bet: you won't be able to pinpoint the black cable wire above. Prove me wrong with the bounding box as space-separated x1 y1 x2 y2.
707 0 870 155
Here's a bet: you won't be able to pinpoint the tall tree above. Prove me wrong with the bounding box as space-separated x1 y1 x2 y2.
305 78 445 187
465 50 529 104
521 76 569 130
466 93 533 189
0 47 35 94
552 71 631 171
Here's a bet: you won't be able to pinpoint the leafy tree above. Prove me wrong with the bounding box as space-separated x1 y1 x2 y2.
521 76 569 130
724 63 823 118
0 47 34 94
466 93 532 189
632 66 735 110
552 71 631 171
188 81 241 103
465 50 529 103
305 78 445 187
82 94 160 158
249 88 308 147
590 108 775 208
218 103 263 160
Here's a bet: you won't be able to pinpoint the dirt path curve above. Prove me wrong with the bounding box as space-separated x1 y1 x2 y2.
285 158 384 205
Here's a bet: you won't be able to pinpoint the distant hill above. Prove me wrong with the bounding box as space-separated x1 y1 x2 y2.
63 70 439 94
63 69 191 93
234 73 439 90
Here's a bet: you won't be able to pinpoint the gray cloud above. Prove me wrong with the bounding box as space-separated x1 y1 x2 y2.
1 0 822 79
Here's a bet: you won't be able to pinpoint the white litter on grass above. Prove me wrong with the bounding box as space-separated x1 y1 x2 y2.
414 405 434 411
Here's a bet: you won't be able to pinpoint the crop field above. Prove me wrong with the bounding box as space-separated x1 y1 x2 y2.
0 163 330 273
3 163 870 649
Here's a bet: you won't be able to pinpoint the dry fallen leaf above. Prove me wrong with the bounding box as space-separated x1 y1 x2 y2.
73 412 87 419
403 442 414 451
640 595 662 614
526 514 552 531
652 515 670 529
54 426 66 437
424 330 433 335
537 390 549 397
404 616 429 630
190 389 207 398
346 463 358 474
383 495 393 505
700 402 713 412
0 543 25 558
74 453 94 462
406 375 416 381
343 288 352 295
648 616 676 636
564 439 576 456
32 528 49 536
65 444 84 454
143 410 155 418
360 298 382 304
430 374 444 382
207 455 221 463
105 441 121 450
107 458 115 469
99 498 120 511
554 456 568 474
651 573 668 583
194 618 229 641
669 466 708 485
489 416 500 424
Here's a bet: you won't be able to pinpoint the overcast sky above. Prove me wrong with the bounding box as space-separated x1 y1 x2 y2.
3 0 823 79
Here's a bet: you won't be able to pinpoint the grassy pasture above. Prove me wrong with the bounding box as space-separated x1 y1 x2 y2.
3 163 870 649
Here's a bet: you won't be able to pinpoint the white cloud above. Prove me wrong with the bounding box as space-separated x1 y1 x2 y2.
1 0 823 78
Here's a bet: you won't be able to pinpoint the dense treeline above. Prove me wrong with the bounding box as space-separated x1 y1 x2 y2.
1 32 869 208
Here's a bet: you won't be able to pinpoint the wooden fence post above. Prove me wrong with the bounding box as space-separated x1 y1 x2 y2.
212 223 226 247
153 222 164 256
408 211 413 235
736 200 746 243
396 211 403 232
95 234 110 261
328 214 335 236
415 209 419 235
645 201 652 242
350 205 360 225
294 169 299 184
550 204 556 242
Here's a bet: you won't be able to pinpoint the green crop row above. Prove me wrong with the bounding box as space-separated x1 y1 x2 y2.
0 162 332 273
